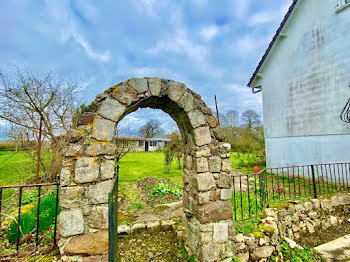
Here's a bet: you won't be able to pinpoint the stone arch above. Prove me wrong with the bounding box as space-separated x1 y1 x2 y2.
58 78 235 261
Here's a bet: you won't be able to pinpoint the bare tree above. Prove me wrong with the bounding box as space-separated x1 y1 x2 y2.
113 123 136 162
226 110 239 127
241 109 262 129
0 69 80 181
139 119 164 138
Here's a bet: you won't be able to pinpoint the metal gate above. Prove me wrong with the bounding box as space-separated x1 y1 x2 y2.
108 165 119 262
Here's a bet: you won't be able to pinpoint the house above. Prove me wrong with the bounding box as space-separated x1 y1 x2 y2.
116 137 171 152
248 0 350 168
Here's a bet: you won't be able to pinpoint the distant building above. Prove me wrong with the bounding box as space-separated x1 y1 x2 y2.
248 0 350 168
116 137 171 152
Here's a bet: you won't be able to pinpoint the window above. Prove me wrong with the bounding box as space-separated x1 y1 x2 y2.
150 141 157 146
138 141 144 146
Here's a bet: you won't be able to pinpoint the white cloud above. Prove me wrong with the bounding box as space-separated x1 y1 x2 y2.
200 25 219 41
72 33 111 62
148 29 207 62
248 11 275 26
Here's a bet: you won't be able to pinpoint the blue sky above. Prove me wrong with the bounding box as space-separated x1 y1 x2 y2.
0 0 292 134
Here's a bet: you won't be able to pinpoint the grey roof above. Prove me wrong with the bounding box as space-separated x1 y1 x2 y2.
248 0 299 87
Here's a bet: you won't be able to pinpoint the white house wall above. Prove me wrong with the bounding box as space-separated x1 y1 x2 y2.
257 0 350 167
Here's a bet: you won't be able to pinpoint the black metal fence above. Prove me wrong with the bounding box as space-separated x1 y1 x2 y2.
232 162 350 221
108 165 119 262
0 178 60 254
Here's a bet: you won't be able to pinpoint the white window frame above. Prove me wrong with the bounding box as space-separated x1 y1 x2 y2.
336 0 350 13
138 141 144 146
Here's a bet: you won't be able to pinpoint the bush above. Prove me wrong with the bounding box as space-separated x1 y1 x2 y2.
6 191 61 243
151 182 182 198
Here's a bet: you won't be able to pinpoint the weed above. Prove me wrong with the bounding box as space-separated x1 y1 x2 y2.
177 242 195 262
151 182 182 198
6 191 61 243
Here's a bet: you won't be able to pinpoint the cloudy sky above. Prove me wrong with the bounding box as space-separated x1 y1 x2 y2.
0 0 292 134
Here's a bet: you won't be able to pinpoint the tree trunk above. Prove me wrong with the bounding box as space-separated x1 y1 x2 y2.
36 116 43 183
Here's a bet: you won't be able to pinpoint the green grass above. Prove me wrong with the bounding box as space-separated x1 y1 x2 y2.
117 151 183 185
230 151 266 174
0 151 51 186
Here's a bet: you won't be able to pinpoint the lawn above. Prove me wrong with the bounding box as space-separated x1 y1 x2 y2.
0 151 50 186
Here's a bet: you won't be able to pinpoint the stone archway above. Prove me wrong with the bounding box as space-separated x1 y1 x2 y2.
58 77 235 262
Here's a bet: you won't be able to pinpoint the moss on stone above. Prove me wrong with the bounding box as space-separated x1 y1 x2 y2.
253 231 266 239
259 224 275 234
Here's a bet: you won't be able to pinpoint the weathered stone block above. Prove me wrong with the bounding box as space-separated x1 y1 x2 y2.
88 180 114 204
161 220 176 231
220 188 233 200
168 81 187 102
209 156 221 173
195 146 211 157
98 97 126 122
194 173 215 192
184 155 193 170
321 199 332 209
146 221 161 234
87 205 108 229
194 200 232 224
221 159 232 172
60 186 84 208
213 222 228 243
111 85 139 105
250 246 274 260
198 243 220 262
118 225 131 235
58 209 84 237
86 143 116 156
217 173 232 189
206 116 218 128
148 78 162 96
196 157 209 173
92 118 116 141
100 160 115 180
64 230 108 256
75 157 99 184
131 223 146 234
188 110 206 128
199 231 212 243
197 191 210 204
194 126 212 146
178 91 195 112
128 78 148 93
60 167 71 186
65 144 83 157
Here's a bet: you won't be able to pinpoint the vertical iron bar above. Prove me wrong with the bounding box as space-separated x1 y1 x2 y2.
315 165 322 194
335 164 341 190
342 164 346 190
277 169 281 201
282 168 286 199
53 177 60 246
293 167 296 198
271 169 274 201
0 188 2 231
308 166 312 196
233 176 237 220
254 174 258 215
239 176 243 219
324 165 329 193
247 175 251 217
345 163 349 188
302 166 306 197
288 167 291 199
311 165 317 199
36 186 42 247
297 167 301 196
17 187 23 251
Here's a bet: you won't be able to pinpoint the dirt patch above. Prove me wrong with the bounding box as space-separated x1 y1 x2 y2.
298 221 350 248
136 177 182 206
119 231 188 262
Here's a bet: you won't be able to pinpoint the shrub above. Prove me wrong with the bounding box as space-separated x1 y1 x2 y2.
6 191 61 243
151 182 182 198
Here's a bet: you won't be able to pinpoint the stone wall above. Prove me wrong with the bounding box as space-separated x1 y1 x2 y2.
232 193 350 261
57 77 235 262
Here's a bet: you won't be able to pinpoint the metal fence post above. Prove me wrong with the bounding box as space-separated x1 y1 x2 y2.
311 165 318 198
53 176 60 246
109 166 119 262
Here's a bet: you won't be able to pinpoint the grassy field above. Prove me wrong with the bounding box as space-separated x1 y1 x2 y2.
0 151 50 186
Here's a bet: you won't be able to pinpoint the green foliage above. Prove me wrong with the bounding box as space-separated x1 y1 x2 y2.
177 242 195 262
6 191 61 243
234 217 261 235
275 240 326 262
151 182 182 198
232 257 241 262
231 151 266 174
